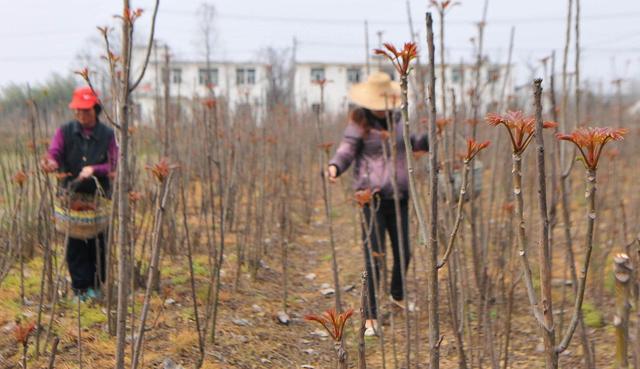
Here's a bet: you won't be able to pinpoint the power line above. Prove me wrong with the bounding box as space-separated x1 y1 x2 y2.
2 10 638 39
1 43 639 67
586 30 640 48
0 29 92 39
163 8 640 26
0 56 71 62
297 39 640 53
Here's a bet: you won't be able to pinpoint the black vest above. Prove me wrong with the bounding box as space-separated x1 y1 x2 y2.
59 120 114 196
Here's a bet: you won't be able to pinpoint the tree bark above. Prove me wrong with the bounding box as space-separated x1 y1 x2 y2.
533 79 558 369
115 3 133 368
131 174 173 369
358 271 367 369
614 253 632 369
557 168 597 354
426 12 440 369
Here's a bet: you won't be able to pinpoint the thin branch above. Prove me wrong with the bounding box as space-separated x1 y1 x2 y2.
534 78 557 367
502 125 518 153
556 168 597 353
512 150 551 332
129 0 161 92
426 12 441 369
85 76 121 131
437 160 469 269
100 28 122 118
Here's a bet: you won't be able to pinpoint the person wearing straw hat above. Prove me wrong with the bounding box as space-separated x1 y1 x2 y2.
327 71 428 336
42 86 118 301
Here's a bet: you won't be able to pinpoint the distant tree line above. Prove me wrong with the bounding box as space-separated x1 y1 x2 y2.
0 73 78 123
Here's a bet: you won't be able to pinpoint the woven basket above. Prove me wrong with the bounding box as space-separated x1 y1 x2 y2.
54 193 111 240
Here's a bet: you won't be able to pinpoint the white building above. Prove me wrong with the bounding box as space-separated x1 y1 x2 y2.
131 46 514 121
293 61 370 113
294 57 514 116
131 46 270 123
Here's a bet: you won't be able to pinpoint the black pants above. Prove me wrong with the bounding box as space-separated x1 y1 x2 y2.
362 198 410 319
66 233 107 292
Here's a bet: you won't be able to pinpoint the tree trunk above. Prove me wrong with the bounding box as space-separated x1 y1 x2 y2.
614 253 632 369
114 1 132 366
426 12 440 369
533 79 558 369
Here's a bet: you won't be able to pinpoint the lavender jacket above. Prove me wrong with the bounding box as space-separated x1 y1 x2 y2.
329 112 428 199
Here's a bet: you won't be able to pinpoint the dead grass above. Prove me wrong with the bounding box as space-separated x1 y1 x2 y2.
0 192 626 368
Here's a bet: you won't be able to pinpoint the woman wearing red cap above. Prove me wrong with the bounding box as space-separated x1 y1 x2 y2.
42 86 118 301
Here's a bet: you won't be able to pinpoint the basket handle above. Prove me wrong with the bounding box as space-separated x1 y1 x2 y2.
67 175 107 197
67 178 82 192
89 175 108 199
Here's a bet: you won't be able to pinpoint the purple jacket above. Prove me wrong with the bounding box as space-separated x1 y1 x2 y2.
329 112 428 199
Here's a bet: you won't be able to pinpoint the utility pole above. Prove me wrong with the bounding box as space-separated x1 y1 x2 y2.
364 21 370 76
406 0 425 115
612 78 624 128
153 41 161 130
290 37 298 110
376 30 384 71
163 44 171 157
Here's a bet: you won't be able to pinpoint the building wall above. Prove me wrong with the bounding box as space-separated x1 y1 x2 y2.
293 60 515 116
131 46 514 122
131 46 269 124
293 62 370 114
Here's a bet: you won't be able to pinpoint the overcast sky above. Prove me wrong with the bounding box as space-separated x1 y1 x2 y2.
1 0 639 90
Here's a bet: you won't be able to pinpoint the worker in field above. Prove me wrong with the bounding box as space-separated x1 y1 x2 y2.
326 71 428 337
41 86 118 301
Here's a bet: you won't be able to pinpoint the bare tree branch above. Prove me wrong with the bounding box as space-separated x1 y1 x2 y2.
129 0 161 92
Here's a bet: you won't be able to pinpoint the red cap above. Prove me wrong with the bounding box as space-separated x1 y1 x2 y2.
68 86 99 109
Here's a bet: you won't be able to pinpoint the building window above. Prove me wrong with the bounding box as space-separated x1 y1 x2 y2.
487 67 500 83
198 68 218 86
236 68 256 85
310 67 325 82
381 66 395 81
451 67 462 83
172 68 182 84
237 69 244 85
346 67 361 83
311 103 323 114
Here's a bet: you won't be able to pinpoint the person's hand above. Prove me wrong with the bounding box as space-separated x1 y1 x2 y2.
41 157 58 173
326 165 338 183
78 166 94 180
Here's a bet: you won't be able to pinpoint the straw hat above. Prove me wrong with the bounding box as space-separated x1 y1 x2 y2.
349 71 401 110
